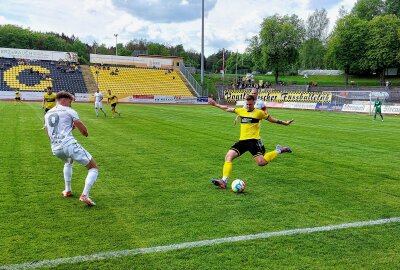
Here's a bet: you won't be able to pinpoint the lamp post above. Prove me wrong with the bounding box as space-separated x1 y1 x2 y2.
235 49 238 85
200 0 204 86
114 34 118 56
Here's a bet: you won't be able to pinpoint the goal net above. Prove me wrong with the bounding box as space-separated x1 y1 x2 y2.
322 90 389 115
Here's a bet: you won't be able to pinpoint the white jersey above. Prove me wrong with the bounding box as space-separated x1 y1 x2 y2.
94 92 103 103
45 104 79 151
243 99 265 110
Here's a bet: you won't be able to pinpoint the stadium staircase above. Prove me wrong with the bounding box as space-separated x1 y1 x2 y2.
90 66 195 99
176 70 198 96
80 65 98 94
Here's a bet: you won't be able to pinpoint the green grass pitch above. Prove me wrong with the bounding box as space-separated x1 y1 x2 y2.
1 101 400 269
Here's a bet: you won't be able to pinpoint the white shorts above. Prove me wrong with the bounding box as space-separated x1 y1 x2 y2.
53 142 93 166
95 102 103 109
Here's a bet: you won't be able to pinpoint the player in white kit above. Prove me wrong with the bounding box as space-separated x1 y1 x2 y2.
45 91 98 206
94 89 107 117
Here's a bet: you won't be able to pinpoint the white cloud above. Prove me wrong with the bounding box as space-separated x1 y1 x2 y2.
0 0 358 56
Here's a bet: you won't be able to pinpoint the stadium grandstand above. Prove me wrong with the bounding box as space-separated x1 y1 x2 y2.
89 53 197 99
0 58 87 94
90 65 193 98
0 48 88 97
0 48 198 101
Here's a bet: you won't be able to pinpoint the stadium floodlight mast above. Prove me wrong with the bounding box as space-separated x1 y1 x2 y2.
200 0 204 85
114 34 118 56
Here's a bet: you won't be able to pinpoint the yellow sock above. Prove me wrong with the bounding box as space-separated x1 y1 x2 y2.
264 150 278 163
222 161 232 180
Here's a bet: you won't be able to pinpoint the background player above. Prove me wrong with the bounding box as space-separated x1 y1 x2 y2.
14 90 22 105
209 95 293 189
107 89 121 118
42 86 56 128
44 91 98 206
94 88 107 117
42 86 56 113
374 97 384 121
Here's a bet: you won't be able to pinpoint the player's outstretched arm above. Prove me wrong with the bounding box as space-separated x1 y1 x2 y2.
73 120 89 137
208 98 235 112
233 115 240 125
266 115 294 126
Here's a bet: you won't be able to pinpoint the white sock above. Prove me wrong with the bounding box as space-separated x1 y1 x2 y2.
101 108 106 115
63 163 73 191
82 168 98 196
95 109 99 117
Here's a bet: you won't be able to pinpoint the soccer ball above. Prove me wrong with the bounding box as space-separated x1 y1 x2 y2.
231 179 246 193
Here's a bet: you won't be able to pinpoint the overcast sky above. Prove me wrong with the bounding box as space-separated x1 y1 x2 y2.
0 0 358 56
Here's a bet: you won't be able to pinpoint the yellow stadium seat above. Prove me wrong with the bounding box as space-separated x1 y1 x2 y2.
90 66 193 99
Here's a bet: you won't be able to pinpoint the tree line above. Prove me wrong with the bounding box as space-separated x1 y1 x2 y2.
0 0 398 85
228 0 400 85
0 24 203 67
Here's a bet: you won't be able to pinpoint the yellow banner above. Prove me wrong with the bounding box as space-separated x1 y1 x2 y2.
224 90 332 103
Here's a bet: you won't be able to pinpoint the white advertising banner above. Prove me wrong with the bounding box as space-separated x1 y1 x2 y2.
90 54 173 68
74 93 90 102
342 104 371 113
0 91 43 100
0 47 78 62
154 96 176 103
120 95 155 103
282 102 317 110
382 105 400 114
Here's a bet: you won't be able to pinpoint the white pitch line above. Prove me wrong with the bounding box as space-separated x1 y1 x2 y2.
2 217 400 270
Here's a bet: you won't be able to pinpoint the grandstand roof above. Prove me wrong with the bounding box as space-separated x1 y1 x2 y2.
137 55 183 60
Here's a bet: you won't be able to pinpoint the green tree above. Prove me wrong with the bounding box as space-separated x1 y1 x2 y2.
306 9 329 41
385 0 400 17
174 44 185 57
325 15 369 85
299 39 326 69
205 53 219 71
67 39 89 63
147 43 169 56
366 14 400 84
245 35 264 72
351 0 385 20
300 9 329 69
260 14 305 84
96 43 111 55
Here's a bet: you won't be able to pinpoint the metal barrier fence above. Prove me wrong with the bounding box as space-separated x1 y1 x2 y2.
179 63 206 97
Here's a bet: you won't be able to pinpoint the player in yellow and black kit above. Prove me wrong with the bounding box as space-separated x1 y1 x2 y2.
208 95 294 189
107 90 121 118
14 90 22 105
42 87 56 113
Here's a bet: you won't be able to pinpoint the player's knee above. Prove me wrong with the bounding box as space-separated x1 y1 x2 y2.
225 154 236 162
86 159 98 170
255 158 267 166
64 162 73 168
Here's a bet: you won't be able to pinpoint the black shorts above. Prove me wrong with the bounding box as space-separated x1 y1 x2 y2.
15 97 21 101
111 103 117 108
230 139 265 157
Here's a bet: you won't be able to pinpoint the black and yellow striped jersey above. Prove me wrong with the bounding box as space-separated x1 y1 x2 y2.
234 107 269 140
